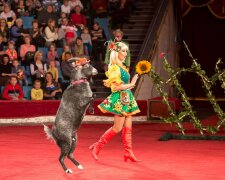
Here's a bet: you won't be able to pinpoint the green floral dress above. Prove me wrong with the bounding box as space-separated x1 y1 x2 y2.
98 64 140 116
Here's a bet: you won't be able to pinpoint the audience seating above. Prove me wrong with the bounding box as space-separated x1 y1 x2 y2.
57 48 63 60
21 16 34 29
22 85 32 100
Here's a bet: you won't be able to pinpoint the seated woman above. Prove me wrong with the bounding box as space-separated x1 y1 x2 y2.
0 18 9 45
43 72 62 100
0 4 16 28
2 76 25 100
0 54 12 86
30 50 47 82
29 19 45 48
44 18 58 48
46 43 60 67
20 35 36 65
10 18 29 47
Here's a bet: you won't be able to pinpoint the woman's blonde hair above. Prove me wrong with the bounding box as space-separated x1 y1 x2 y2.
34 51 43 61
109 42 128 66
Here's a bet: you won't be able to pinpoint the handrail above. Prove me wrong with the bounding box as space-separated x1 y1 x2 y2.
132 0 169 97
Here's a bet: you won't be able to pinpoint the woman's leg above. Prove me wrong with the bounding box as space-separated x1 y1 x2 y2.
90 115 125 160
122 116 140 162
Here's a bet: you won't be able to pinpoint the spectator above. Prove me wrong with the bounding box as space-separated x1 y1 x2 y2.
92 0 108 18
104 29 130 70
29 19 45 48
37 4 57 27
61 0 71 16
26 0 42 17
0 35 5 54
0 18 9 44
47 59 58 82
70 5 86 36
30 50 47 82
74 37 85 57
0 3 16 28
81 27 92 56
65 30 76 47
58 17 77 47
0 1 8 14
2 76 25 100
43 72 62 100
5 40 17 63
11 59 28 86
61 45 71 61
20 35 36 65
42 0 59 12
61 51 72 80
69 0 83 10
31 79 43 100
58 12 67 26
44 18 58 47
0 54 11 86
90 22 105 61
11 0 19 12
15 0 29 17
10 18 28 47
46 43 59 67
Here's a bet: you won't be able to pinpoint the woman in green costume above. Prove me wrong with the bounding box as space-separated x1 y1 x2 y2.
89 41 140 162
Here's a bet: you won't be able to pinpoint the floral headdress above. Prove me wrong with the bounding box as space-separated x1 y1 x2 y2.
104 40 121 52
68 57 89 66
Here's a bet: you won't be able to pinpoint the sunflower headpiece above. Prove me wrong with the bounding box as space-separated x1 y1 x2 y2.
136 60 152 75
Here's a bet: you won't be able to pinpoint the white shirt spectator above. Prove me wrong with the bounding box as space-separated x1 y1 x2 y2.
61 4 71 14
0 10 16 21
69 0 83 9
44 26 58 42
81 33 92 45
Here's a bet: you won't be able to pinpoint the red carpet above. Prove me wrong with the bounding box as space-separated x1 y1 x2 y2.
1 122 225 180
0 100 147 118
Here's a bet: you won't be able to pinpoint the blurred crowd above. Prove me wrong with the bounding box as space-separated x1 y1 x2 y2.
0 0 137 100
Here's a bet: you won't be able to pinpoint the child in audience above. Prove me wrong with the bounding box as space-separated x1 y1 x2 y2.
2 76 25 100
58 12 67 25
74 37 85 57
47 60 58 82
31 79 43 100
61 0 71 16
61 45 71 61
5 41 18 63
11 59 28 86
81 27 92 56
46 43 60 67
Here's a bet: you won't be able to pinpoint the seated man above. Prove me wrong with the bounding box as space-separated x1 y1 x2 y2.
2 76 25 100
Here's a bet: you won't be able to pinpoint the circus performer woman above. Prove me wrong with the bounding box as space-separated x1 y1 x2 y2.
89 41 140 162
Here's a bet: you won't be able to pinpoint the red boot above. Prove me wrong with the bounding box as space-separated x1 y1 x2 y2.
122 127 140 162
89 127 117 160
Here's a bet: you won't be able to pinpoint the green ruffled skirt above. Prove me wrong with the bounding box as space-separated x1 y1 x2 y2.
98 90 140 116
